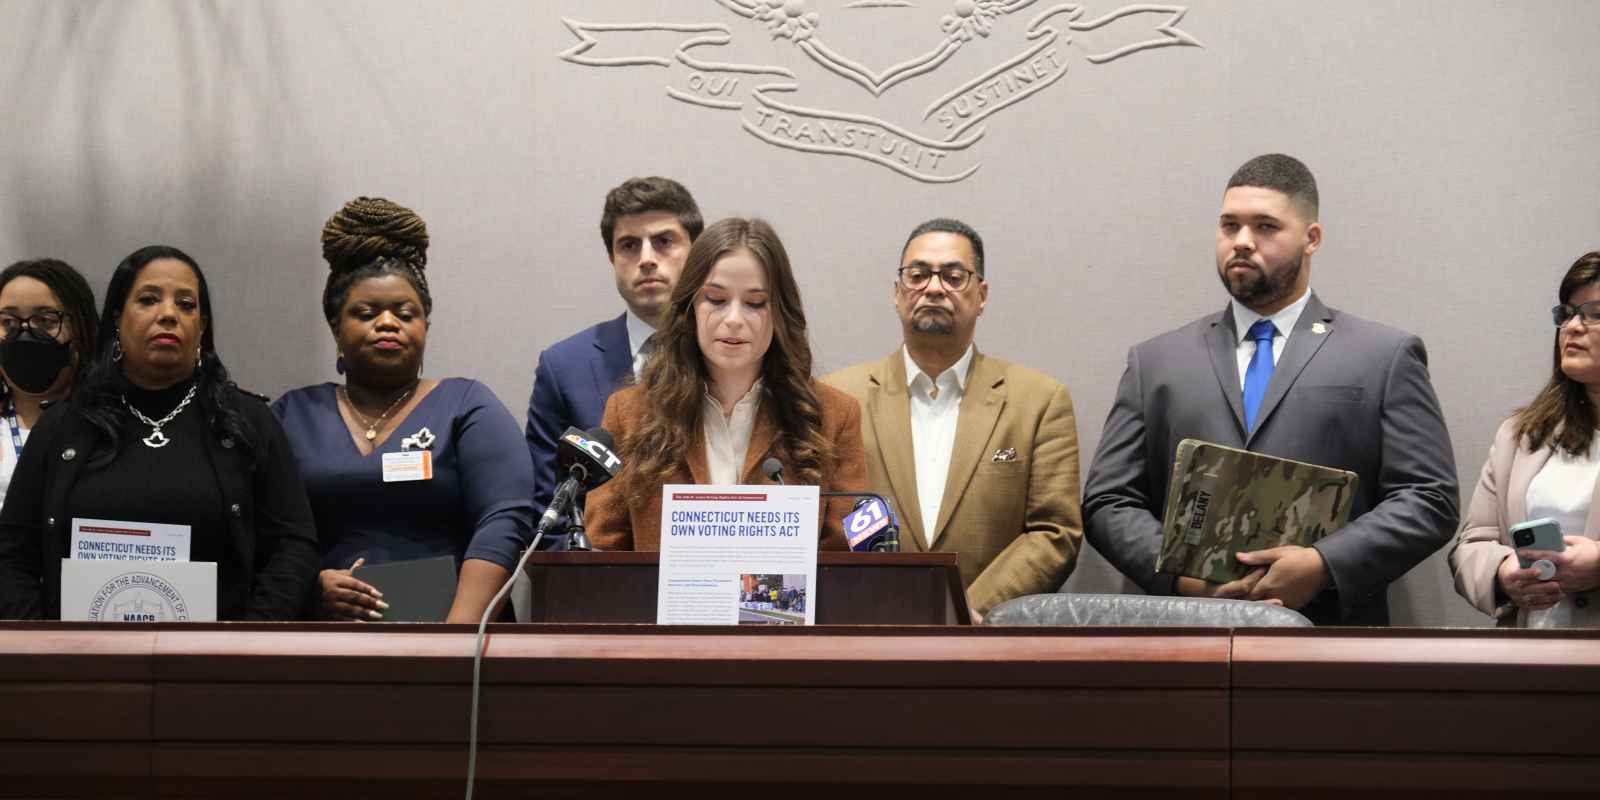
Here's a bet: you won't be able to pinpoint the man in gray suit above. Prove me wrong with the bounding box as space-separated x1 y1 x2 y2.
1083 154 1459 625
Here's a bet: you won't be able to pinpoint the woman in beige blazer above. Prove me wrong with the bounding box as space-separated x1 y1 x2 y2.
1451 251 1600 626
585 217 866 551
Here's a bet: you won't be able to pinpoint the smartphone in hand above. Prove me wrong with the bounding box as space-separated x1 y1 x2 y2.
1510 517 1566 578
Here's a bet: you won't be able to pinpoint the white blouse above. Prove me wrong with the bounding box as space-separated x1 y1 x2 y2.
1525 442 1600 537
1521 439 1599 628
702 380 763 486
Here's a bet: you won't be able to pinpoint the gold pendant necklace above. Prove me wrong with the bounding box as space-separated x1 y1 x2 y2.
342 382 417 442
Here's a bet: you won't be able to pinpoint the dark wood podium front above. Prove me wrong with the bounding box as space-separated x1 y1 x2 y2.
3 623 1598 798
523 550 971 624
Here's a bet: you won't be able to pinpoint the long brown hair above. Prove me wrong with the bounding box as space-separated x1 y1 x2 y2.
620 217 830 502
1515 251 1600 456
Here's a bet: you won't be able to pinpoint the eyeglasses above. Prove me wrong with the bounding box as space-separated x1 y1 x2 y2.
0 309 64 339
897 265 979 292
1553 301 1600 327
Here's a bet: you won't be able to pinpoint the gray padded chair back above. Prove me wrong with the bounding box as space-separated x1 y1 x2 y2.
983 593 1313 627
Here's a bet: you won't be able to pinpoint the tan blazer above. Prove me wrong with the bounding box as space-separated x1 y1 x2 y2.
1451 417 1600 626
825 349 1082 613
585 380 867 552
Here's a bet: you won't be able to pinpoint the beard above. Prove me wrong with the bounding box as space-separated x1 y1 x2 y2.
910 307 954 335
1218 251 1303 310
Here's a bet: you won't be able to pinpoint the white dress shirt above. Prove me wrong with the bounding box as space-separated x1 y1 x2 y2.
904 344 975 547
626 309 658 380
702 379 764 485
1229 287 1313 388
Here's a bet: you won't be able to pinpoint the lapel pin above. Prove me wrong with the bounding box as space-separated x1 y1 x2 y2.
992 447 1018 463
400 427 436 452
1311 322 1328 335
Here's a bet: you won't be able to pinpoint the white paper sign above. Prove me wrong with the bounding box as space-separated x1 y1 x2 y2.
70 518 191 562
60 558 217 622
657 484 819 626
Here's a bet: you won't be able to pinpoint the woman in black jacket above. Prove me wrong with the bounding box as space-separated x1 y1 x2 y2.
0 245 318 620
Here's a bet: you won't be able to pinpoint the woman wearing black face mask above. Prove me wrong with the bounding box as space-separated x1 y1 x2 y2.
0 260 98 509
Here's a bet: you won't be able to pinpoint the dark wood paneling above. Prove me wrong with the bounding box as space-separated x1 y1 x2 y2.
1231 629 1600 690
1232 752 1600 795
0 742 150 779
148 744 1226 790
0 682 151 741
0 628 154 680
1233 690 1600 755
477 686 1225 750
1231 628 1600 796
479 627 1232 687
153 683 469 742
150 627 477 683
10 624 1597 796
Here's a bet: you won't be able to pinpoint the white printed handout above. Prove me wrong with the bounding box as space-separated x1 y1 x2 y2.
657 484 819 625
60 558 217 622
70 518 191 562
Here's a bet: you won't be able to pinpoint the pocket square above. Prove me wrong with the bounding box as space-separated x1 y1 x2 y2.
991 447 1018 463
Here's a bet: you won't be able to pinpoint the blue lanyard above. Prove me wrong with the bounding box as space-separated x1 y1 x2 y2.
4 401 21 461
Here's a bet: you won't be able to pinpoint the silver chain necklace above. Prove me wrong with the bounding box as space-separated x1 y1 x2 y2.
121 383 199 449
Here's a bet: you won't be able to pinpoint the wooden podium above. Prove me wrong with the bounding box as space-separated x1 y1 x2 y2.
2 623 1598 798
522 550 971 624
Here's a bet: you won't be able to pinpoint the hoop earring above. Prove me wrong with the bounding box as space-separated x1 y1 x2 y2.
111 336 123 362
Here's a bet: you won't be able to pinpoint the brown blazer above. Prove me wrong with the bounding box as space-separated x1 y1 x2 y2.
824 349 1082 614
585 380 867 551
1450 417 1600 626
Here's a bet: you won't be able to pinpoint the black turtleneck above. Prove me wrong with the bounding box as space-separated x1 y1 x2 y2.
67 380 225 566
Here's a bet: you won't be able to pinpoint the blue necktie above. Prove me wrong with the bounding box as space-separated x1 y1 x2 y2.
1242 319 1278 431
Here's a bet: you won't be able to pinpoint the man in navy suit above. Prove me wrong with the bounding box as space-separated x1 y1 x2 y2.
524 177 703 545
1083 154 1458 624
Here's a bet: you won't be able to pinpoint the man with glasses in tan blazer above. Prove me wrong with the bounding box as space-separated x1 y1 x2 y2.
825 218 1082 617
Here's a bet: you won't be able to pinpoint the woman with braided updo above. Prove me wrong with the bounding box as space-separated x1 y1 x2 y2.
0 246 319 620
583 217 867 550
272 197 534 623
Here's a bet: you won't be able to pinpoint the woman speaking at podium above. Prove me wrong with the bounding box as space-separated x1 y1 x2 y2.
584 217 866 550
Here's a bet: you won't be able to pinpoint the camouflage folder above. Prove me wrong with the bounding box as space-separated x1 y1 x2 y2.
1156 439 1358 584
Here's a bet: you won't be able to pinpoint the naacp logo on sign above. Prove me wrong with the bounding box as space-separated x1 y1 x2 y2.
559 1 1201 182
86 571 193 622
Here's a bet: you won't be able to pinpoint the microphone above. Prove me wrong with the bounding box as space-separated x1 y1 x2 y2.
821 491 903 552
466 426 619 795
536 427 623 546
763 457 899 552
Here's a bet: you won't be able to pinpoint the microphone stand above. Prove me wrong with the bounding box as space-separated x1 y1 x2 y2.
562 501 592 551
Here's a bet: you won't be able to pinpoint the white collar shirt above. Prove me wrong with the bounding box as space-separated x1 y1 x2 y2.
702 379 764 486
625 309 658 380
1229 288 1312 388
903 344 975 548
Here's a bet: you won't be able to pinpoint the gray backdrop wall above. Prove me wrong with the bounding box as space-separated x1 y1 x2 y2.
3 0 1597 626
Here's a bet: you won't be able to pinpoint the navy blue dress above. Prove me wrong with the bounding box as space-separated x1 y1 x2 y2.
272 378 534 572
